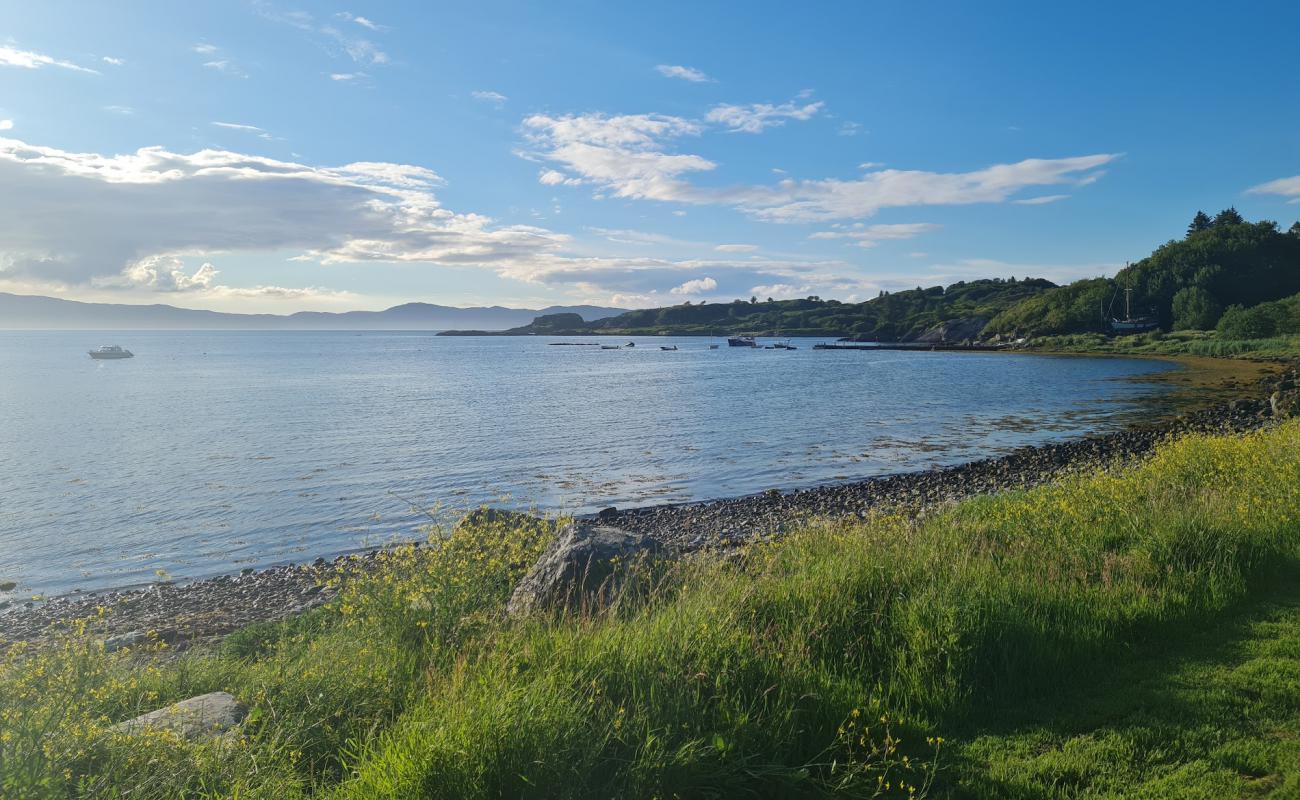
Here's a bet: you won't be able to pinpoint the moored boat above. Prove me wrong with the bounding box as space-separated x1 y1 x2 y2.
88 345 134 360
727 335 757 347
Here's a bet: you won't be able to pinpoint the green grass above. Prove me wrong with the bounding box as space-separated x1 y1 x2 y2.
4 422 1300 798
1026 330 1300 359
953 582 1300 798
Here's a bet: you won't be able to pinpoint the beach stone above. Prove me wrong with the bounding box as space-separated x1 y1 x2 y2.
0 581 16 592
507 522 660 615
104 630 147 652
115 691 246 740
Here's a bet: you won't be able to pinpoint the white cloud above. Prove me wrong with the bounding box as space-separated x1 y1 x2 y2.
538 169 582 186
0 45 99 74
734 155 1118 222
337 11 387 31
525 112 1117 222
103 105 134 115
670 276 717 295
471 90 508 106
809 222 940 248
0 136 570 290
1248 174 1300 203
212 121 275 141
94 254 354 302
655 64 712 83
102 56 125 66
523 112 714 201
0 134 884 308
838 122 864 136
705 99 824 133
258 6 390 65
212 121 265 132
0 120 12 131
1013 194 1070 205
714 243 758 253
203 60 248 77
192 43 219 54
330 72 364 81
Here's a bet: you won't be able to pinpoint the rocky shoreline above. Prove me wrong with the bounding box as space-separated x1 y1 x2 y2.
4 362 1297 649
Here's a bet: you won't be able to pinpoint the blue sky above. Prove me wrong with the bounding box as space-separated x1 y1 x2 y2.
1 1 1298 312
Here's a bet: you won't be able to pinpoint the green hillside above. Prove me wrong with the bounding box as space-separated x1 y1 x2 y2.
453 278 1057 341
986 213 1300 338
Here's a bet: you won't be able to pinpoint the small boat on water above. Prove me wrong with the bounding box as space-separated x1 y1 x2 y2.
88 345 134 360
727 335 757 347
625 341 636 348
600 345 621 350
660 345 678 351
709 344 719 349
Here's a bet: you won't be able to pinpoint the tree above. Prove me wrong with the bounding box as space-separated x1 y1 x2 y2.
1187 210 1213 236
1289 221 1300 238
1213 207 1245 227
750 295 757 304
1216 304 1280 339
1171 286 1223 330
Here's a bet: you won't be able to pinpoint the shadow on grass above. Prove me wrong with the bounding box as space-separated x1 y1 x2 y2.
944 571 1300 798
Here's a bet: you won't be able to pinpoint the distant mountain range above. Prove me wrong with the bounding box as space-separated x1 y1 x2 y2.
0 293 626 330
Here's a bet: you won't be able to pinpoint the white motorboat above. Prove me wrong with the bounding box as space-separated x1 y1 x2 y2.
88 345 134 360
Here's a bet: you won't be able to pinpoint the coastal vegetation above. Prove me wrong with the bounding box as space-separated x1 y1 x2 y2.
452 212 1300 347
4 418 1300 797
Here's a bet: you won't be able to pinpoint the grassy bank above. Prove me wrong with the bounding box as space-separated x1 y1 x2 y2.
1026 330 1300 360
4 421 1300 798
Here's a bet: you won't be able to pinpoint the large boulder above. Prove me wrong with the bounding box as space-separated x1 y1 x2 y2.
507 523 661 615
114 691 247 740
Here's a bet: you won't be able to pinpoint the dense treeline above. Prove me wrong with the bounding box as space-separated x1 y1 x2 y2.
986 212 1300 338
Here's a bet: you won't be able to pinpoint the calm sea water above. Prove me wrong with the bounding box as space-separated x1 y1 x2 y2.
0 332 1177 596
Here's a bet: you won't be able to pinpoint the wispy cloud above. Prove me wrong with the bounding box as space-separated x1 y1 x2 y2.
329 72 366 82
810 222 941 248
838 121 865 136
192 43 219 54
336 11 387 31
0 120 12 131
1248 174 1300 204
524 108 1118 222
655 64 712 83
212 121 276 140
101 56 125 66
103 105 134 115
203 59 248 77
715 244 758 253
472 90 508 107
705 97 824 133
0 45 99 74
1013 194 1070 205
258 3 390 65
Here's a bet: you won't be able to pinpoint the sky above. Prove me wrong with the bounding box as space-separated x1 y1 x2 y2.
1 1 1298 313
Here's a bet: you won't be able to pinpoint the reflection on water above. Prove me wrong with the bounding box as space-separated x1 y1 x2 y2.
0 332 1176 594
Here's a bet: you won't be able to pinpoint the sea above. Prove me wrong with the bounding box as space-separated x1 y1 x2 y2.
0 331 1178 596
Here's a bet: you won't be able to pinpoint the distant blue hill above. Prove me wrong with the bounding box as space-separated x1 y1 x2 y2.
0 293 626 330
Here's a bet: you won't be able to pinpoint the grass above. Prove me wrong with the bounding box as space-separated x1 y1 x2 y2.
1026 330 1300 359
4 421 1300 798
